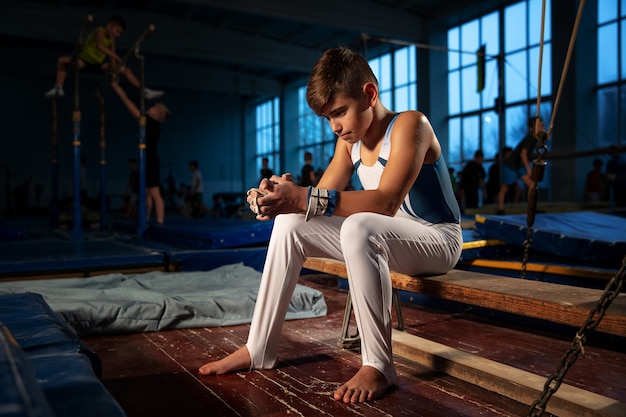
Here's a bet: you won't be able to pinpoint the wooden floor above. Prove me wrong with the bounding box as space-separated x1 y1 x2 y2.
83 274 626 417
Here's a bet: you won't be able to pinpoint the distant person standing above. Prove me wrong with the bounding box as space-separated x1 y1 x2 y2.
187 160 209 217
485 147 511 204
606 146 626 206
260 157 274 180
110 81 170 224
299 151 317 186
459 150 486 210
497 117 543 214
124 158 139 218
584 158 606 202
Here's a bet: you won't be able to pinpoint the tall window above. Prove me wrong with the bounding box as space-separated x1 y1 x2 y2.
297 87 336 182
295 45 418 181
255 98 280 181
369 45 417 112
448 0 552 172
597 0 625 147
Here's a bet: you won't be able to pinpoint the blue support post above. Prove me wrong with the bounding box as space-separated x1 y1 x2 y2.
137 53 147 239
70 14 93 240
72 110 83 240
50 97 59 229
99 92 107 230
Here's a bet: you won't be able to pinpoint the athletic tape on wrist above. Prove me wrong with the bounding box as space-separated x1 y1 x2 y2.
304 186 337 221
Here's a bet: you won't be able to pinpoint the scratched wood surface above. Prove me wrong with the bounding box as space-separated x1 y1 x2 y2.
84 275 625 417
303 257 626 337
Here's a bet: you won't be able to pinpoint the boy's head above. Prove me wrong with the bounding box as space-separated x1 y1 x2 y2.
593 158 603 169
108 16 126 30
304 151 313 163
148 102 171 122
106 16 126 38
189 160 199 170
306 47 378 115
528 116 544 133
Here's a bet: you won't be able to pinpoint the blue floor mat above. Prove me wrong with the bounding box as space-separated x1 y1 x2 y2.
474 212 626 267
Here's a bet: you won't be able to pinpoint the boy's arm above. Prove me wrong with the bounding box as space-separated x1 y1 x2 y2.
94 28 122 64
110 82 140 119
332 111 432 216
520 148 531 175
254 111 433 219
316 140 354 191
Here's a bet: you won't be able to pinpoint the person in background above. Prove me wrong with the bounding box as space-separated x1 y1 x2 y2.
497 117 543 214
299 151 317 186
459 149 486 211
606 146 626 206
187 160 209 217
123 158 139 218
110 81 169 224
45 15 163 99
260 157 274 180
584 158 606 203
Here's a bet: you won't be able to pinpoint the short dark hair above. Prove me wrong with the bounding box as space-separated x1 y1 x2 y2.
189 160 198 168
528 116 542 129
305 47 378 115
109 16 126 31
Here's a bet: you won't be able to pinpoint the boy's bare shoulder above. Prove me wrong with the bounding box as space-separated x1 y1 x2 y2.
396 110 427 123
392 111 431 133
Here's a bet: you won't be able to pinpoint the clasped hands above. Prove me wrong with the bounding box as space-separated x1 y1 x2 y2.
246 173 307 220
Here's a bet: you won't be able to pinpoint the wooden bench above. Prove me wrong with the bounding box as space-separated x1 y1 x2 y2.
303 257 626 416
303 257 626 346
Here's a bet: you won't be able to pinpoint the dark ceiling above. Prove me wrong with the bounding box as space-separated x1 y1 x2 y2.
0 0 506 98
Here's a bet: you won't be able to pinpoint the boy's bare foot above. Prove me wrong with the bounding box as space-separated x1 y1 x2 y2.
333 365 393 403
198 346 251 375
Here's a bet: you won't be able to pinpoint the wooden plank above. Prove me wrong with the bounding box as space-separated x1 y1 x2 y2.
460 258 617 280
392 329 626 417
303 257 626 337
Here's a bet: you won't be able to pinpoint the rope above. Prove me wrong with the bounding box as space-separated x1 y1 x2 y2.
536 0 586 138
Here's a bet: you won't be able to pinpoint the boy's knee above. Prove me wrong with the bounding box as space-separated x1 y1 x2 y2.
272 213 302 236
340 214 375 245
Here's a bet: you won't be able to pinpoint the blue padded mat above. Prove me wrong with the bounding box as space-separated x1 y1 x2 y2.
148 217 273 249
167 246 268 272
0 237 165 275
0 224 28 241
0 293 126 417
474 212 626 267
0 323 55 417
113 217 274 249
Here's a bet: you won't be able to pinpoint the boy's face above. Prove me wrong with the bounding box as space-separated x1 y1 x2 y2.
147 106 167 121
106 23 124 39
320 90 372 144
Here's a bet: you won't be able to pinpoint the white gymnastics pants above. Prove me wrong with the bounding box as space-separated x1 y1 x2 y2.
245 212 463 385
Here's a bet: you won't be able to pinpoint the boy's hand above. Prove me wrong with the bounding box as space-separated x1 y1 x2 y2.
248 174 307 220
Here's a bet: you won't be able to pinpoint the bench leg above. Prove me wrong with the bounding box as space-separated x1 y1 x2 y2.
393 288 404 331
338 291 361 349
337 288 405 349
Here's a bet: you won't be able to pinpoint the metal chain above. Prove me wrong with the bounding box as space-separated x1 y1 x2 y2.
528 255 626 416
520 131 549 279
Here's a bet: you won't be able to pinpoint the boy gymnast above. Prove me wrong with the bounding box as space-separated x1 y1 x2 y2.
45 15 163 100
198 46 462 404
